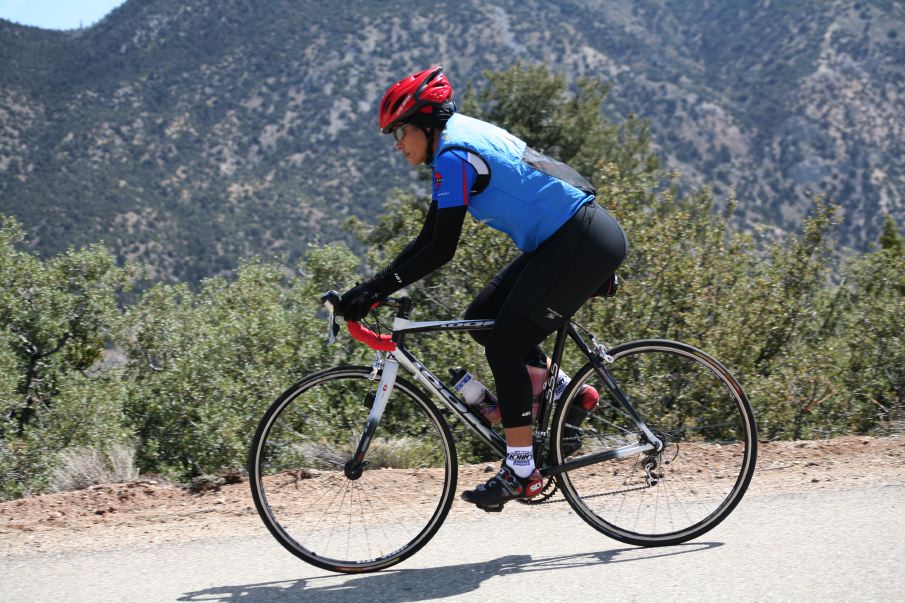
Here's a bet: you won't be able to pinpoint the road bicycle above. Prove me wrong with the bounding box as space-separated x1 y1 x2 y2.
249 291 757 573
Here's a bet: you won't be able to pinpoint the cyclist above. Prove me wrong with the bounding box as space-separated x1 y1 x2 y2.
338 66 627 510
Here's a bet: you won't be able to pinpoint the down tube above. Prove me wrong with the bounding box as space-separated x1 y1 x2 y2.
392 345 507 457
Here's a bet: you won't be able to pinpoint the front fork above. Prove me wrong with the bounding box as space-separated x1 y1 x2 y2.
345 355 398 479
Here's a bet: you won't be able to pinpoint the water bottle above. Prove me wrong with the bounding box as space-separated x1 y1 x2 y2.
448 368 501 425
526 356 547 420
564 384 600 427
526 352 573 419
553 369 571 400
562 383 600 456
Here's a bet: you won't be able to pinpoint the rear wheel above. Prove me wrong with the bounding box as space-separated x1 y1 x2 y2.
249 366 457 573
553 340 756 546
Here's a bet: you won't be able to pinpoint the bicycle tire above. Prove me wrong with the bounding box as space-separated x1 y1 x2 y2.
552 339 757 546
249 366 457 573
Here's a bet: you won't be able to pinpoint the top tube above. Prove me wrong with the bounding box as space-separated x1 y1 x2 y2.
392 317 495 335
347 317 496 352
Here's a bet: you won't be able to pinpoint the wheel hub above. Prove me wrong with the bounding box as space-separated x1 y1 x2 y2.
344 458 368 480
642 429 670 486
648 427 668 453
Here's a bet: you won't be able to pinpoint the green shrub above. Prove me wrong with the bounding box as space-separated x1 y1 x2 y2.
2 64 903 500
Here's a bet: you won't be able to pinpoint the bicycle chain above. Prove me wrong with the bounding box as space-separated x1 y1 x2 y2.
520 480 652 505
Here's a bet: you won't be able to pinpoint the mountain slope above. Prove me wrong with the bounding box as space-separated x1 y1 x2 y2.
0 0 902 281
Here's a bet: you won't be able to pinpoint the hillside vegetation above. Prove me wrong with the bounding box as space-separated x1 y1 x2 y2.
0 0 903 282
1 65 902 500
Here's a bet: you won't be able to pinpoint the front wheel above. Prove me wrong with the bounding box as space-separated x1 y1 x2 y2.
553 340 757 546
249 366 457 573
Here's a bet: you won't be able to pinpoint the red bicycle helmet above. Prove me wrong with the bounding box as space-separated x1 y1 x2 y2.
379 66 453 133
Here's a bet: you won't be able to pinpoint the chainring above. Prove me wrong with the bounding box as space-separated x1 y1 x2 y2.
516 475 559 504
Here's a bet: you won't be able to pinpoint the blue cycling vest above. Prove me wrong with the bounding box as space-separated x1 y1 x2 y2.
434 113 596 252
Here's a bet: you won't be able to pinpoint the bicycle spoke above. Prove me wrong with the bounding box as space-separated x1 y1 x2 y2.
354 480 374 561
357 477 398 556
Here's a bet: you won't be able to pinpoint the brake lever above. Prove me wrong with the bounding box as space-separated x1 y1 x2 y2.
320 290 342 345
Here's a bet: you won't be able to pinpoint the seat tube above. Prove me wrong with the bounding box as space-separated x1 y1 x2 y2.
351 356 399 465
534 325 570 447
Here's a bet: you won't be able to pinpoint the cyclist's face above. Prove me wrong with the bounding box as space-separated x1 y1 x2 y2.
394 124 428 166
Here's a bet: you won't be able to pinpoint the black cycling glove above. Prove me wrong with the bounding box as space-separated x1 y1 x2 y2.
338 281 385 322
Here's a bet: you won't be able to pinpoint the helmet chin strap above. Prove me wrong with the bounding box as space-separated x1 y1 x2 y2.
409 102 453 164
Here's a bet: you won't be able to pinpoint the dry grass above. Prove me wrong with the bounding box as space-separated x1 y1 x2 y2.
295 437 441 470
50 444 138 493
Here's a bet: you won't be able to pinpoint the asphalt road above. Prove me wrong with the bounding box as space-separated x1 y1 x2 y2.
2 485 902 602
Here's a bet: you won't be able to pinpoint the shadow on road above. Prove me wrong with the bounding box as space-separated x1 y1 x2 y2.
179 542 722 602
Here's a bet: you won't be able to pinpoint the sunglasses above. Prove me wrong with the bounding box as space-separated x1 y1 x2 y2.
392 124 409 142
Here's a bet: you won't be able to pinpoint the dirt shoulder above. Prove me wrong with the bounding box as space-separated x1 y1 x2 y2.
2 435 903 558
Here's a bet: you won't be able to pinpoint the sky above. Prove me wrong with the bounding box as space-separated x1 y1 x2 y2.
0 0 127 30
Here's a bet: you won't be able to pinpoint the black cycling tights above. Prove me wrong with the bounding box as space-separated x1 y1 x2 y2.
464 202 628 428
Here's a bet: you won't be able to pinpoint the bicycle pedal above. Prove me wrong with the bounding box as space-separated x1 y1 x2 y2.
477 504 504 513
